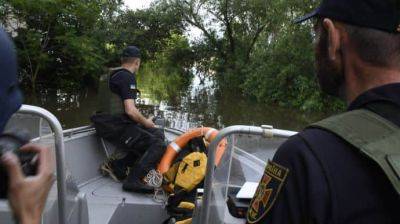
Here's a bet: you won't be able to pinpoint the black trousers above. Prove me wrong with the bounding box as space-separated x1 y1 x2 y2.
120 124 166 179
91 113 166 179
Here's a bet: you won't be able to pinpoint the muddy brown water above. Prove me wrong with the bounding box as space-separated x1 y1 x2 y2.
23 76 328 132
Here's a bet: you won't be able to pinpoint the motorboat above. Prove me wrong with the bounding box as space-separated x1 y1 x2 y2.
0 105 297 224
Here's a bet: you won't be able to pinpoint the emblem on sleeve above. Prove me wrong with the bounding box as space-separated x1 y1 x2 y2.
130 84 136 90
247 160 289 223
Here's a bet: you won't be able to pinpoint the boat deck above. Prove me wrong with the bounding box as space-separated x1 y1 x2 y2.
24 124 287 224
79 177 168 224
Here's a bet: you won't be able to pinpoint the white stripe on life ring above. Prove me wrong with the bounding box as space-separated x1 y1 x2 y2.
205 128 217 140
170 142 181 153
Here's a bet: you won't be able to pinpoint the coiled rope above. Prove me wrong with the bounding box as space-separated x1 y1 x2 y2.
144 169 168 204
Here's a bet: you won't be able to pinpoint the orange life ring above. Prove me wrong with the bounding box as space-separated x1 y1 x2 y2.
157 127 227 174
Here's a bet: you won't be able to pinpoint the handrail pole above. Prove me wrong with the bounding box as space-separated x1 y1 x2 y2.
39 118 43 139
18 105 67 224
200 125 296 223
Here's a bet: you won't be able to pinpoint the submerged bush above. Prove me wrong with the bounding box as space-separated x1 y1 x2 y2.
137 33 194 105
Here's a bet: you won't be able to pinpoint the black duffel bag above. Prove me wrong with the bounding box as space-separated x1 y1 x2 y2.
90 113 133 144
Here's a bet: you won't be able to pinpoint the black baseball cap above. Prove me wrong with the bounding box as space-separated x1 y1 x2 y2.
122 46 141 58
295 0 400 33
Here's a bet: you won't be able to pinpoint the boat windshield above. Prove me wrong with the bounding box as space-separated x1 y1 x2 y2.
203 130 291 224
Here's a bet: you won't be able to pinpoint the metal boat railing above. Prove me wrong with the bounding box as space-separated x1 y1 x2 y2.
17 105 67 224
200 125 297 223
12 107 297 224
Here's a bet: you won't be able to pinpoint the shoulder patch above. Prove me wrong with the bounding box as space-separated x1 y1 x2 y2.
247 160 289 223
130 84 136 90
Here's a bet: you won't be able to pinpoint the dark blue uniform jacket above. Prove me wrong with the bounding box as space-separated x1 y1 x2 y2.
255 83 400 224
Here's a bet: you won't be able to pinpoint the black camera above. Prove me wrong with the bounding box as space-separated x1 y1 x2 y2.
0 130 37 198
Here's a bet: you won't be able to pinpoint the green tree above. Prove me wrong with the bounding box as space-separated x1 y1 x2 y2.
105 1 195 103
243 0 344 111
164 0 281 86
137 33 194 105
164 0 343 111
107 2 185 64
0 0 122 90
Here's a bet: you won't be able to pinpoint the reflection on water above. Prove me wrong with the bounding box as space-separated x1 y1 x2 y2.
24 74 328 131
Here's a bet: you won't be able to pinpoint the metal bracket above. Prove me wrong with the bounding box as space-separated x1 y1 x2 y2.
100 138 110 158
261 125 274 138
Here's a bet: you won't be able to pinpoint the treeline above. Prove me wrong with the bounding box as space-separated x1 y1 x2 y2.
0 0 343 111
0 0 193 91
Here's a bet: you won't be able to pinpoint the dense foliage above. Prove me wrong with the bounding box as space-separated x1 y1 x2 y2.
0 0 344 111
242 1 344 111
0 0 121 89
0 0 192 91
137 33 194 105
164 0 344 111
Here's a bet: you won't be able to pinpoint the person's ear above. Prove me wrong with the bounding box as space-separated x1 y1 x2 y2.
322 18 341 61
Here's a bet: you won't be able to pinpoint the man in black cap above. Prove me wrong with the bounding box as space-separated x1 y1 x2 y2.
100 46 166 193
109 46 155 128
247 0 400 223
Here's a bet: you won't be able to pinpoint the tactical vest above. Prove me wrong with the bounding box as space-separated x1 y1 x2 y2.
309 109 400 195
98 69 125 115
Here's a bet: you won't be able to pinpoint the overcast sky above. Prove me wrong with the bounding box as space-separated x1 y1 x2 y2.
124 0 154 10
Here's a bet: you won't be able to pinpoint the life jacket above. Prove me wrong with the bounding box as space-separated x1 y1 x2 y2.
93 68 141 148
309 109 400 195
167 152 207 191
97 68 127 115
162 137 208 224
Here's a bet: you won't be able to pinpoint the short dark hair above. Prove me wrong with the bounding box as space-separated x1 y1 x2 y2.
121 57 140 65
344 24 400 68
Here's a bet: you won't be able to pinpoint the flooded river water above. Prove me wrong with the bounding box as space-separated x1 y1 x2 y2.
23 75 328 132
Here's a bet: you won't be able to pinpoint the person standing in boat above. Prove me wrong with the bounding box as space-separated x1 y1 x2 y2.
247 0 400 223
97 46 166 193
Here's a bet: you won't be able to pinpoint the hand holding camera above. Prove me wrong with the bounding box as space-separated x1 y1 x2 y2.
2 145 54 224
0 131 36 198
0 131 55 224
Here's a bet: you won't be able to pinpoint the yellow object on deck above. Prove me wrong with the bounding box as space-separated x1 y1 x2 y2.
176 218 192 224
175 152 207 192
178 201 195 210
